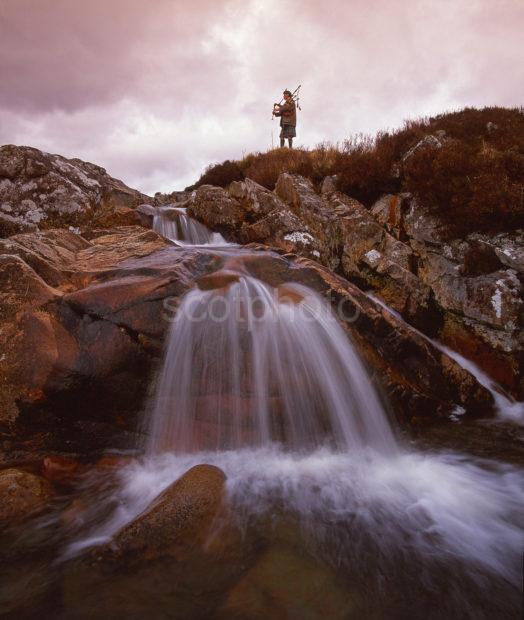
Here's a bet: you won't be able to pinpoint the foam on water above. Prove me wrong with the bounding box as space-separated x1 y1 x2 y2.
65 446 524 589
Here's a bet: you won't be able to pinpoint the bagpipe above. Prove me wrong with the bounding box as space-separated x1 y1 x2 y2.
272 85 302 120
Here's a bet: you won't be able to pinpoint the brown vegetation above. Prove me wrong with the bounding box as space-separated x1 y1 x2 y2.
186 159 244 190
188 107 524 236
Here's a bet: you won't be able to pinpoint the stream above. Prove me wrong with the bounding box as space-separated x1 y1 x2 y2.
2 206 523 620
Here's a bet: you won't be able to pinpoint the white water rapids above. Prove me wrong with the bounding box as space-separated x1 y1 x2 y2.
65 208 523 613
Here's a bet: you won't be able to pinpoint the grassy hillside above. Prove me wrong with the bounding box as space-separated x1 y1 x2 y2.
188 107 524 236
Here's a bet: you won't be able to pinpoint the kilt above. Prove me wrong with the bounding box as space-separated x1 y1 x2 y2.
280 123 296 139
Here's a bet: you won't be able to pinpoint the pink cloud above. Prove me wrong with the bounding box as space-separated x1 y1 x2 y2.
0 0 522 194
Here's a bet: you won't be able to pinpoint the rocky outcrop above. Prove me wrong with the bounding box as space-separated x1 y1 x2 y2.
186 175 523 399
0 145 150 237
0 222 495 458
187 179 322 259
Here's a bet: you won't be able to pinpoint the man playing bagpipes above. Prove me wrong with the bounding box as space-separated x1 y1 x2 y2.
273 87 299 148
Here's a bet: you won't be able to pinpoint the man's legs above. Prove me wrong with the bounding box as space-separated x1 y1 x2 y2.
279 126 294 148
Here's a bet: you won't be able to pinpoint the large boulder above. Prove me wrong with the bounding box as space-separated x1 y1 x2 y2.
0 145 150 237
108 464 226 562
187 184 246 230
0 225 222 454
61 464 255 620
0 468 52 526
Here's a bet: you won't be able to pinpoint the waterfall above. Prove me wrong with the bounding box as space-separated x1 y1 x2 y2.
147 271 396 454
152 205 228 246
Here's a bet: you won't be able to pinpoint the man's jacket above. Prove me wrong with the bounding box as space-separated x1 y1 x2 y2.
276 99 296 126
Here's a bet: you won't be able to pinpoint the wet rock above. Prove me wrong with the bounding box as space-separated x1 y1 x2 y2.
0 212 501 458
197 270 241 291
42 455 81 484
234 252 493 422
62 476 254 620
0 225 220 449
108 464 226 562
0 145 150 237
0 468 52 525
440 314 524 397
135 203 157 227
94 455 137 471
276 284 306 305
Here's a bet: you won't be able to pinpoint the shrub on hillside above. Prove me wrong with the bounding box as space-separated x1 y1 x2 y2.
335 134 398 205
239 148 316 190
186 159 244 190
403 137 524 234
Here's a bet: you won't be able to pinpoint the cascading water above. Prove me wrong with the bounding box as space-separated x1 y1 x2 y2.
147 272 396 454
152 205 228 246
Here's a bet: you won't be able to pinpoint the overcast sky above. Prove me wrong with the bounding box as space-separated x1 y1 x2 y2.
1 0 523 195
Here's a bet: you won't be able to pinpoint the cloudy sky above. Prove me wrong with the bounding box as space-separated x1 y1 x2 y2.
1 0 523 195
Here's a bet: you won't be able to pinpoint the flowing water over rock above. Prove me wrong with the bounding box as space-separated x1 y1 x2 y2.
369 292 524 426
3 210 523 619
153 205 228 246
146 270 396 453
